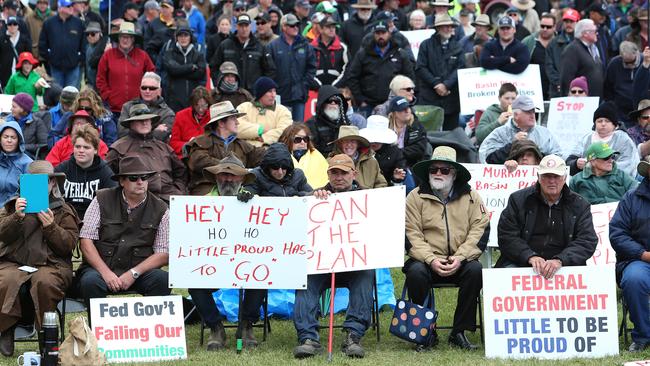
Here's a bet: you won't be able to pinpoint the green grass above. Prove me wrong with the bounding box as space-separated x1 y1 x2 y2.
7 264 650 365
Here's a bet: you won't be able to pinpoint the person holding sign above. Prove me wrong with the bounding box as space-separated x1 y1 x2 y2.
404 146 489 350
76 155 171 311
293 154 375 359
0 121 32 207
0 161 79 357
496 155 597 277
245 143 312 197
610 157 650 352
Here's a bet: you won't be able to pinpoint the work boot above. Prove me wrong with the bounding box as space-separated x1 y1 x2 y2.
239 320 258 348
341 331 365 358
0 325 15 357
293 339 322 359
206 322 226 351
448 331 478 350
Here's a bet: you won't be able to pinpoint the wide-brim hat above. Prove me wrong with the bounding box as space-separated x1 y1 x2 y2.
638 157 650 178
351 0 377 9
329 125 370 148
511 0 535 10
70 109 96 126
360 115 397 144
628 99 650 120
111 155 156 181
109 22 143 43
471 13 492 28
412 146 471 184
203 155 256 185
434 13 454 27
206 101 246 127
121 103 161 128
429 0 454 7
16 52 39 70
27 160 66 187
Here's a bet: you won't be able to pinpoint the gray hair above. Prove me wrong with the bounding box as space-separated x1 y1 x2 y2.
574 19 594 39
409 9 425 21
389 74 415 94
141 72 161 87
619 41 639 57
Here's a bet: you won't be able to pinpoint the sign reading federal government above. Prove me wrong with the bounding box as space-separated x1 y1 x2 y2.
305 186 406 274
483 267 619 359
168 195 308 289
90 296 187 363
457 66 544 115
546 97 600 157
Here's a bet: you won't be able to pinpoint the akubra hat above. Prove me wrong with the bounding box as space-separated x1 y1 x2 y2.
434 13 454 27
121 103 161 128
638 156 650 178
412 146 471 184
27 160 66 187
206 101 246 127
329 125 370 148
511 0 535 11
109 22 143 43
351 0 377 9
628 99 650 120
471 14 492 28
111 154 156 181
203 155 256 185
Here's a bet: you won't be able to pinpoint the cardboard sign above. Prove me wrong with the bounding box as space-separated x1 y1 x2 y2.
20 174 49 213
306 186 405 274
90 296 187 363
587 202 618 267
168 195 308 289
546 97 600 158
483 267 619 359
402 29 436 60
457 66 544 115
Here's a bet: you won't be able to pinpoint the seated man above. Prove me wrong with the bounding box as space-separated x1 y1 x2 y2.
76 155 171 307
479 95 562 164
628 100 650 160
293 154 373 359
610 157 650 352
404 146 489 350
188 155 266 351
497 155 598 278
569 142 638 204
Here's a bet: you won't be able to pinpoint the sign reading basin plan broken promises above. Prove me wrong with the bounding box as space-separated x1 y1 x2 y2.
306 186 405 274
169 195 308 289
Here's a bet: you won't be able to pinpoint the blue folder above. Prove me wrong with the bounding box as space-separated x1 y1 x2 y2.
20 174 49 213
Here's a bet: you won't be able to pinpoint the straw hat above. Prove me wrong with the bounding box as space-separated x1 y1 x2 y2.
109 22 143 43
412 146 471 184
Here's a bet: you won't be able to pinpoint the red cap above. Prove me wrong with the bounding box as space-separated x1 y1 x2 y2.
562 8 580 22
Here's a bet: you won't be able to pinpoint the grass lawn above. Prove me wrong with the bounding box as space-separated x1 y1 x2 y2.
10 264 650 366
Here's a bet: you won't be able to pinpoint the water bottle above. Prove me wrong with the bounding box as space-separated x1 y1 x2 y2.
40 312 58 366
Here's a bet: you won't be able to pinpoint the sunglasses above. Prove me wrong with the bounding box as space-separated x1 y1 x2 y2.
640 115 650 120
285 23 299 28
256 21 267 25
401 87 415 92
234 7 246 11
293 136 309 144
127 174 151 182
86 32 99 36
540 25 554 29
429 167 454 175
325 99 338 105
569 89 585 95
78 106 93 112
140 85 159 91
597 155 616 161
7 22 19 26
269 165 289 170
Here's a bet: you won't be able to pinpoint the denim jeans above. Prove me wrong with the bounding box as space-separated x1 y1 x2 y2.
50 66 80 89
188 288 266 328
293 269 374 343
286 101 306 122
621 260 650 344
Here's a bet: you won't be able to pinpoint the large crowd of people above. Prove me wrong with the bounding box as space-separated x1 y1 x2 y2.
1 0 650 360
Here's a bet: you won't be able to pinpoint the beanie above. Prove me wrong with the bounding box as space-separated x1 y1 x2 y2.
13 93 34 112
253 77 278 100
569 76 589 95
593 101 619 126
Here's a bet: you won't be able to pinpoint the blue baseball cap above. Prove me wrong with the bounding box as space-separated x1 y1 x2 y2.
58 0 73 7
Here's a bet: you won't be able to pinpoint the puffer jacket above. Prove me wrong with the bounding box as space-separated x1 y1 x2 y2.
0 121 33 206
162 31 207 112
305 85 351 156
236 101 293 147
245 143 312 197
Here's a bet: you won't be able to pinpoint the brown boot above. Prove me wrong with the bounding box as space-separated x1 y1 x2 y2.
239 320 258 348
0 325 15 357
206 322 226 351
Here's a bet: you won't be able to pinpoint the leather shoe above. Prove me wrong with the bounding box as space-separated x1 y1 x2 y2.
0 325 15 357
448 332 478 350
629 342 649 352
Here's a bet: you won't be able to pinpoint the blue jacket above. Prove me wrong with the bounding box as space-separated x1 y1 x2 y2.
268 33 317 104
610 178 650 281
185 6 206 45
38 15 85 70
480 38 530 74
0 121 33 206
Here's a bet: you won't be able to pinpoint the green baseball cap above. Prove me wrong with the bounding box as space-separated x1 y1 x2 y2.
586 142 618 161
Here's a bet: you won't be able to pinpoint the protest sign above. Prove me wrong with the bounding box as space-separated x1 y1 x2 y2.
457 66 544 115
546 97 600 157
483 267 619 359
306 186 405 274
625 361 650 366
587 202 618 267
0 94 13 113
90 296 186 363
304 90 318 122
169 195 308 289
402 29 435 60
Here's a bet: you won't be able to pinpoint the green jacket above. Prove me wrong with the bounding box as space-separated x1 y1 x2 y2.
475 103 504 144
4 71 42 112
521 32 540 56
568 163 638 205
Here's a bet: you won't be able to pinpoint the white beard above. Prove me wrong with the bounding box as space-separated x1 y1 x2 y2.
429 174 454 196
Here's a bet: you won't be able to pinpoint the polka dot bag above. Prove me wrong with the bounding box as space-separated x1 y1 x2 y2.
389 281 438 346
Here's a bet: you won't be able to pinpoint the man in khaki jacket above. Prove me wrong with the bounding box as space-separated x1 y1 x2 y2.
404 146 489 350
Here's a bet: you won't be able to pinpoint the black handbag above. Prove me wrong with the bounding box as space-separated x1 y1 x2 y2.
389 281 438 346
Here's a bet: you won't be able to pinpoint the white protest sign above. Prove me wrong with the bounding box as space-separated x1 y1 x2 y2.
546 97 600 158
169 195 308 289
402 29 435 60
587 202 618 267
483 267 619 359
90 296 186 363
306 186 405 274
625 361 650 366
0 94 13 113
457 66 544 115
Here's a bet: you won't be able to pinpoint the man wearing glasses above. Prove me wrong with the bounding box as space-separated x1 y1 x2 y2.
546 8 579 98
522 13 556 100
404 146 489 350
559 19 604 97
76 154 171 309
627 100 650 162
480 16 530 74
